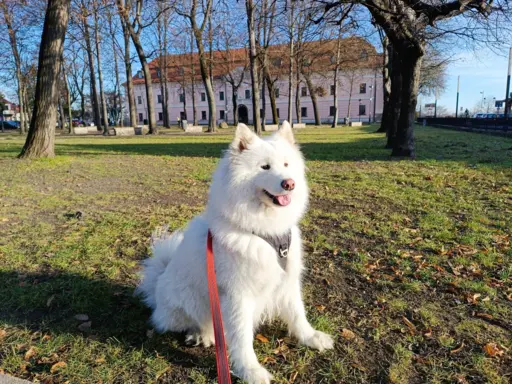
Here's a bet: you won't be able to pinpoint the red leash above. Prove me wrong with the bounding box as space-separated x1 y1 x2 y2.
206 230 232 384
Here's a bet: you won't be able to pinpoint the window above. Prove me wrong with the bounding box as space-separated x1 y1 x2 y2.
179 93 185 103
272 58 282 67
359 104 366 116
157 94 162 104
360 83 367 94
137 96 142 105
245 89 251 99
158 112 163 121
330 85 336 96
201 92 206 102
220 110 225 120
201 111 207 120
274 88 280 98
138 113 143 122
329 106 336 116
301 107 307 117
220 91 225 101
277 108 280 118
301 87 307 97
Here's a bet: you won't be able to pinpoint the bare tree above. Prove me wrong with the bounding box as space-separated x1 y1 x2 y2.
19 0 71 159
93 0 109 134
156 0 170 128
118 0 136 127
176 0 217 132
117 0 158 134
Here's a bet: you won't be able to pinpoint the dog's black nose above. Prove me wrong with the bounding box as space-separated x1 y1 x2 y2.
281 179 295 191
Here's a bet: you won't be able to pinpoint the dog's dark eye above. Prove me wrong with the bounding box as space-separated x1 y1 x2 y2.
284 163 288 167
261 164 271 170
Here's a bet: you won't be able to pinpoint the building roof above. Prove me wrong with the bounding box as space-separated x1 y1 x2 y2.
131 37 382 86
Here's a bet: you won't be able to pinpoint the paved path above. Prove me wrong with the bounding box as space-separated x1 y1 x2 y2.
0 375 31 384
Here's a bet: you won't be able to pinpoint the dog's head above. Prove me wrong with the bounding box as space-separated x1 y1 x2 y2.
208 121 308 235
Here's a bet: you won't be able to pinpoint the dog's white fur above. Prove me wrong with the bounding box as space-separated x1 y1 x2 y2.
137 121 334 384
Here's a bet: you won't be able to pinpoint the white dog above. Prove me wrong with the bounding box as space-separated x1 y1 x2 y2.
137 121 334 384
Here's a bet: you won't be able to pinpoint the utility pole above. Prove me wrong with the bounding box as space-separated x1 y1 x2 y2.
505 47 512 119
455 76 460 118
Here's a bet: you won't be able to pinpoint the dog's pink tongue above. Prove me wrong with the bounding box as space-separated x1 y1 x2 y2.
275 194 291 206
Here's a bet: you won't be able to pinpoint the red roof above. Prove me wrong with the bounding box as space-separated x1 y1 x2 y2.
130 37 382 85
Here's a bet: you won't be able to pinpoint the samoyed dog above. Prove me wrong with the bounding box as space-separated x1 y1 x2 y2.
137 121 334 383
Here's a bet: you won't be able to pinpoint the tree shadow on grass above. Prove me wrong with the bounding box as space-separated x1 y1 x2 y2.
0 270 216 381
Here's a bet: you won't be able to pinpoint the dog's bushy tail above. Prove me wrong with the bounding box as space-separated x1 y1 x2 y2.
136 226 184 309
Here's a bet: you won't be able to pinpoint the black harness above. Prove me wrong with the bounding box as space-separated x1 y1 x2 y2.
254 229 292 271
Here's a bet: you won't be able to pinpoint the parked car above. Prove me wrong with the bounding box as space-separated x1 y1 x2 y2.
72 119 85 127
0 120 20 130
473 113 486 118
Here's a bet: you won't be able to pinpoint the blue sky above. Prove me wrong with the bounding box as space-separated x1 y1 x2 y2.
428 48 511 114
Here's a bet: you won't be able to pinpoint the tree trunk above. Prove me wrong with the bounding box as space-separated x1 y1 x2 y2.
1 3 27 134
304 73 320 125
347 79 354 123
261 72 266 131
266 76 278 124
190 32 197 126
245 0 261 134
194 33 216 132
377 37 391 133
19 0 70 159
61 56 74 134
108 10 122 127
386 48 402 149
120 18 136 127
391 45 423 158
295 76 301 124
58 95 65 131
93 3 109 135
133 38 157 133
286 2 295 123
232 88 239 125
82 4 101 130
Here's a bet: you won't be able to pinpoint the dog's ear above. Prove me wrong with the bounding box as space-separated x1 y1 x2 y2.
232 123 258 152
277 120 295 145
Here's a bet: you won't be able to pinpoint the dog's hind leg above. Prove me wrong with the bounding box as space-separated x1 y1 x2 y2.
151 305 194 334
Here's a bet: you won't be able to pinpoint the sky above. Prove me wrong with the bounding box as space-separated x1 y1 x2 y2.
427 48 512 115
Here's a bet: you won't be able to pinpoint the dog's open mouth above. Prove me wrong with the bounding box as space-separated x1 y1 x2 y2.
263 190 291 206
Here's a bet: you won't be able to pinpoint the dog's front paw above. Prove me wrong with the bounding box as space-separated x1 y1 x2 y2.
302 330 334 351
239 365 273 384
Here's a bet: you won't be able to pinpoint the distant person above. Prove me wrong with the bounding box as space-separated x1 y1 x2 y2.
465 109 470 119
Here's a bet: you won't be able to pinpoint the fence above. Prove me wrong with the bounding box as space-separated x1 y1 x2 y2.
418 117 512 133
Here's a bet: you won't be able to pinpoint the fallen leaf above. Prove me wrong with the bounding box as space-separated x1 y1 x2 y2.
475 312 493 320
46 294 56 307
315 305 326 311
402 316 416 331
424 329 432 338
483 343 504 357
95 357 106 364
341 328 356 340
450 342 465 354
0 368 4 374
256 334 269 343
289 371 298 382
24 346 37 360
351 363 368 371
74 314 89 321
0 329 6 339
42 334 51 341
262 356 276 365
50 361 67 373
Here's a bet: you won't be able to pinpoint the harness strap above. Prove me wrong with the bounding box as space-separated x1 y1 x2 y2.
206 230 232 384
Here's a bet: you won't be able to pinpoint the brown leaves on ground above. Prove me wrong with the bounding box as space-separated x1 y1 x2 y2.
24 346 37 360
0 329 6 339
483 343 505 357
50 361 67 373
341 328 356 340
255 334 269 343
450 342 465 354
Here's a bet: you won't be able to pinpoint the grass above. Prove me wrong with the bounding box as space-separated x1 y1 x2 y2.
0 125 511 383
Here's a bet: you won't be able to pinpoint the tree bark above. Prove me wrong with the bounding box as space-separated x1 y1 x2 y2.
386 48 402 149
304 73 320 125
58 95 65 131
295 73 301 124
120 15 136 127
93 2 109 135
61 56 74 134
266 75 279 124
82 3 101 130
190 31 197 126
391 45 423 158
1 2 27 134
232 87 239 125
245 0 261 134
19 0 71 159
286 1 295 123
377 36 391 133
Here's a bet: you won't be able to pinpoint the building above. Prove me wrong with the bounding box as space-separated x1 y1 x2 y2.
128 37 383 126
0 97 20 122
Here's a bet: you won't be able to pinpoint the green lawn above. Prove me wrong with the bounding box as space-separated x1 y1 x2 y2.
0 126 511 383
